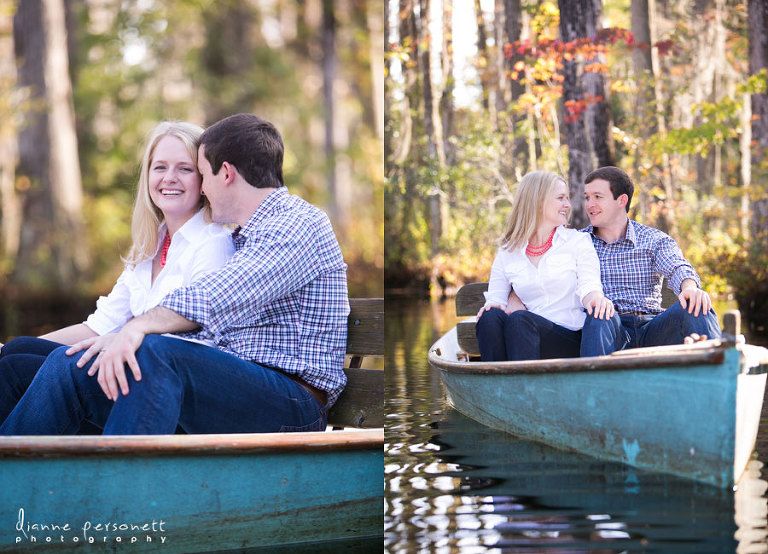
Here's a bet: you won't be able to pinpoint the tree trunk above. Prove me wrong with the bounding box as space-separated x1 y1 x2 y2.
558 0 596 229
419 0 436 160
440 0 455 165
0 6 19 257
740 96 751 238
582 0 615 168
13 0 88 291
368 0 384 143
501 0 527 173
393 0 416 167
649 0 676 235
748 0 768 239
321 0 341 223
474 0 490 112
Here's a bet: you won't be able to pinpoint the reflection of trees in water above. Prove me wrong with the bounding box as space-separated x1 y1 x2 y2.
1 293 94 338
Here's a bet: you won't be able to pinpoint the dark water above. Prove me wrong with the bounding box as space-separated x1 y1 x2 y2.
384 295 768 553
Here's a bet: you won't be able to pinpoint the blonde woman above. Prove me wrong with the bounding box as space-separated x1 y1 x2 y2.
0 121 234 424
475 170 613 361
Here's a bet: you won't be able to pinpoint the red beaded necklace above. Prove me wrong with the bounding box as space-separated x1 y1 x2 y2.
160 234 171 267
525 228 556 257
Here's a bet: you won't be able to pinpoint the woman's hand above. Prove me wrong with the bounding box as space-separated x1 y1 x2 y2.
66 333 117 365
583 292 615 320
477 304 506 319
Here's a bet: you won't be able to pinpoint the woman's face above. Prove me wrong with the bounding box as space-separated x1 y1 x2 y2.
148 135 202 221
542 179 571 228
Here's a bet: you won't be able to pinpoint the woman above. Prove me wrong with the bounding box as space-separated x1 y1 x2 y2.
475 170 613 361
0 121 235 424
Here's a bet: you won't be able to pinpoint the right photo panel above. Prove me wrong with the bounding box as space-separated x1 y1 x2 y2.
384 0 768 551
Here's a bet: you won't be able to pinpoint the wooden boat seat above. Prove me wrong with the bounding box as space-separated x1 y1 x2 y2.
326 298 384 429
455 282 489 356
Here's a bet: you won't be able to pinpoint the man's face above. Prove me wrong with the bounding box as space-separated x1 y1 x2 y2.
197 145 227 224
584 178 626 229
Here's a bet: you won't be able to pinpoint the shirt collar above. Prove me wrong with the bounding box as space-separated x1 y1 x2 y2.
584 219 636 245
510 225 568 253
159 209 208 249
232 187 288 246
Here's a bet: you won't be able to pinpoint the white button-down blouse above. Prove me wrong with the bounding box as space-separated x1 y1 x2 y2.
483 226 603 331
84 209 235 345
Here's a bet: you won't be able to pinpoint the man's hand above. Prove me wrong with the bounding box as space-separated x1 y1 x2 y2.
583 291 615 320
64 306 197 401
678 285 711 317
67 328 145 401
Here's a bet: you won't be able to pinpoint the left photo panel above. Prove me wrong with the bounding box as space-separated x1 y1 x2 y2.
0 0 384 551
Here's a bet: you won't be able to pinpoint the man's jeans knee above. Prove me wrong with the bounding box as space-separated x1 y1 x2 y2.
640 303 721 347
581 312 627 357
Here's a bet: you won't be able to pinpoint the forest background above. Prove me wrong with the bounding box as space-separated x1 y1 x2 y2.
385 0 768 336
0 0 383 337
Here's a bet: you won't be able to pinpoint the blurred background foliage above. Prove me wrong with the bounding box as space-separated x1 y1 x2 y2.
385 0 768 335
0 0 383 335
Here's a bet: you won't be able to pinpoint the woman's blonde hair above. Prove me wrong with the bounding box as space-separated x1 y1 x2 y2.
499 170 567 251
124 121 206 267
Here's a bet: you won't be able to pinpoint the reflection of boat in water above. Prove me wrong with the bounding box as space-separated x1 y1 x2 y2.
428 284 768 488
427 410 764 551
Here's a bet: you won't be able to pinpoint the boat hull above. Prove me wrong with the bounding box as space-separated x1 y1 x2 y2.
0 430 383 551
429 327 767 488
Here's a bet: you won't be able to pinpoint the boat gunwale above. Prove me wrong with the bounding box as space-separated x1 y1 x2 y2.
0 429 383 459
428 338 729 375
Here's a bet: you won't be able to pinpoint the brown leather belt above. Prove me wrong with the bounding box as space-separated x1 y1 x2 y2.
288 374 328 407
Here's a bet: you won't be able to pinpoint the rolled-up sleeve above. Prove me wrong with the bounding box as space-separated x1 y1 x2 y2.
484 248 513 307
84 269 133 335
574 232 603 302
654 235 700 294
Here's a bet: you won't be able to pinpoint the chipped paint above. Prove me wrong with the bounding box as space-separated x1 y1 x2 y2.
622 439 640 465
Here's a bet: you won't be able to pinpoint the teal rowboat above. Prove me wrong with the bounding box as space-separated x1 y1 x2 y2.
0 429 382 551
428 326 768 489
0 298 385 551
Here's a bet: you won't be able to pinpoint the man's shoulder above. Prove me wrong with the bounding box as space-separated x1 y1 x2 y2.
629 219 674 244
254 190 330 229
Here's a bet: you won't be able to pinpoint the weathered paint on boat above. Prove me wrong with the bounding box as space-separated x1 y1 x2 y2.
428 327 768 488
0 430 382 552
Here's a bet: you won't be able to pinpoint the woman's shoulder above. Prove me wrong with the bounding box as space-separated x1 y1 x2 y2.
200 222 235 240
556 226 595 250
557 226 589 241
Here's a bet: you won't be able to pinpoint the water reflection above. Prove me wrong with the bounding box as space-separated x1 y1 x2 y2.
385 295 768 553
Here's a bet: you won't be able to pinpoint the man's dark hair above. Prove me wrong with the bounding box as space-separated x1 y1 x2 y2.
200 113 284 189
584 166 634 212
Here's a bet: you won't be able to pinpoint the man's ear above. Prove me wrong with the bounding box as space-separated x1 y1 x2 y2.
221 161 236 186
618 193 628 209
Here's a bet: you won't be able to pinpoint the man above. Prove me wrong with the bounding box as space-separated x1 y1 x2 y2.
579 166 720 356
1 114 349 435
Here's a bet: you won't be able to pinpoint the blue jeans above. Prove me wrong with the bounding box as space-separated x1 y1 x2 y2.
0 335 327 435
0 337 63 423
476 308 582 361
581 302 722 356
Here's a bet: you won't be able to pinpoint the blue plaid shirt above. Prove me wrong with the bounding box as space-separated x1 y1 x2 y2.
583 220 700 315
160 187 349 406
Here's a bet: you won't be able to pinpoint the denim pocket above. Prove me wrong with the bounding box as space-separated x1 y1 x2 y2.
279 414 327 433
278 387 328 432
